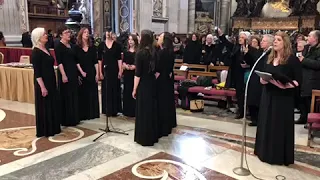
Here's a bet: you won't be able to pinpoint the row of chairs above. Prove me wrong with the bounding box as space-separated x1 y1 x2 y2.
0 53 30 64
172 61 236 102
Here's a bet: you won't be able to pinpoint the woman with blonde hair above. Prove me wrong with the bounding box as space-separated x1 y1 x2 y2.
254 31 302 166
31 27 61 137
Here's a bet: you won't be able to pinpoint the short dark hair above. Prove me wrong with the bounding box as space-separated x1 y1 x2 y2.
57 26 68 36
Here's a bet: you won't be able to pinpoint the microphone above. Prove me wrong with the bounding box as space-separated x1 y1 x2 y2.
263 46 273 55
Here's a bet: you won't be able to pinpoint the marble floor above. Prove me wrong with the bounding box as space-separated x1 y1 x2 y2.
0 98 319 180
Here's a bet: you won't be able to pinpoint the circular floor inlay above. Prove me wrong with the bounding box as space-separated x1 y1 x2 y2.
0 109 6 122
131 159 206 180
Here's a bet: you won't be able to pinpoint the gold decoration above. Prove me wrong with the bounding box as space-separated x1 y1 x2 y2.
251 17 298 30
270 0 290 13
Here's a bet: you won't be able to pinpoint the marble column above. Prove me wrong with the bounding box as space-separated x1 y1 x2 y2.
117 0 131 32
103 0 112 31
188 0 196 33
168 0 179 33
0 0 29 46
220 0 231 32
178 0 189 33
93 0 103 36
136 0 153 33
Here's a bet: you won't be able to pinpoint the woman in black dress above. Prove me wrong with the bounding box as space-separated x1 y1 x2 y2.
54 26 80 126
156 32 177 137
31 27 61 137
254 32 302 166
74 27 100 120
122 34 138 117
132 30 158 146
183 33 202 64
98 30 123 116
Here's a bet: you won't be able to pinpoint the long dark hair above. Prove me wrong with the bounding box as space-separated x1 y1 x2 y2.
162 32 174 51
76 27 92 47
128 34 139 52
138 29 156 73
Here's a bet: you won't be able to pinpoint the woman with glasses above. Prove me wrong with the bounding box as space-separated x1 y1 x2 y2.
54 26 80 126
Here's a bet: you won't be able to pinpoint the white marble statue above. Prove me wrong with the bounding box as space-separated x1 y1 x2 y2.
79 0 89 24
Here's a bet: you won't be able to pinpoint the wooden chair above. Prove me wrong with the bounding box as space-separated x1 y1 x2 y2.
188 71 217 79
185 64 207 71
208 65 229 72
175 59 183 63
0 52 4 64
174 63 182 70
173 69 188 77
20 55 30 64
307 90 320 147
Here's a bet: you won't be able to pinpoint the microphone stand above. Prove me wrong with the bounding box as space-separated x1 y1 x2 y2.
233 50 268 176
93 65 128 142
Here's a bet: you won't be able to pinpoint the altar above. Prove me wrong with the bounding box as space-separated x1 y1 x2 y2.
232 16 320 33
231 0 320 34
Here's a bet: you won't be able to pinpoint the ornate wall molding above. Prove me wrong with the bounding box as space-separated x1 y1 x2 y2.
19 0 29 33
118 0 130 32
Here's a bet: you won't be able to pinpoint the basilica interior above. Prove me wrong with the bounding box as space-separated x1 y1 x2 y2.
0 0 320 180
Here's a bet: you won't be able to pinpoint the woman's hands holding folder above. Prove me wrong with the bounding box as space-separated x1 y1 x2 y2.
269 79 298 89
260 78 269 84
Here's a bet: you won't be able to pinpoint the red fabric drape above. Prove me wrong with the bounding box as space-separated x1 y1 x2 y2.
0 47 57 65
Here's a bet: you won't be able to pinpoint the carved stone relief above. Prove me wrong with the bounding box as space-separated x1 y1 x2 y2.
19 0 29 33
194 12 214 34
153 0 163 17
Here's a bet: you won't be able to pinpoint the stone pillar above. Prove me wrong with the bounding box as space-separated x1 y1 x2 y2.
103 0 112 31
0 0 29 46
188 0 196 33
178 0 189 33
93 0 103 35
136 0 152 33
220 0 231 33
117 0 131 32
168 0 179 33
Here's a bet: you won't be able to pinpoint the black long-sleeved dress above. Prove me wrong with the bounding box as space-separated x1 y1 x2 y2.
156 48 177 137
219 35 253 117
98 41 122 116
32 47 61 137
54 42 80 126
183 40 202 64
123 51 136 117
134 48 158 146
74 45 100 120
254 55 302 166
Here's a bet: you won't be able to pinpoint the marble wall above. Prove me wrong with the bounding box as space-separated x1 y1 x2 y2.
135 0 189 34
0 0 29 45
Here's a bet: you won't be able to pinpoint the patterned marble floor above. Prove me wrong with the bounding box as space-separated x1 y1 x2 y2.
0 99 319 180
